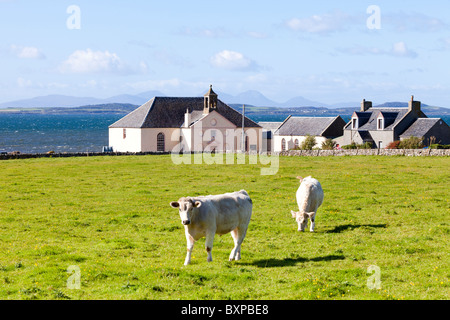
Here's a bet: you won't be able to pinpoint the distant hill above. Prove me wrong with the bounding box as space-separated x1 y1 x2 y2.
0 90 165 109
0 89 331 109
0 89 448 118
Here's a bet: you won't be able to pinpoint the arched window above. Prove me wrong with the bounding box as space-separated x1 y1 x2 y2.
281 138 286 151
157 133 165 152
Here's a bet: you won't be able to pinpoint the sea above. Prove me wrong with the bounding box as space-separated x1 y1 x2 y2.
0 113 449 154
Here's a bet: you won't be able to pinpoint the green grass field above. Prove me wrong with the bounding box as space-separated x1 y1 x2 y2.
0 155 448 300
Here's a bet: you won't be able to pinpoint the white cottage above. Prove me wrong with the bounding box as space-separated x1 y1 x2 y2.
109 86 261 153
273 116 346 152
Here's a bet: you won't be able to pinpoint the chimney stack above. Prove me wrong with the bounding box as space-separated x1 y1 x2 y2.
360 99 372 112
184 108 191 128
408 95 421 115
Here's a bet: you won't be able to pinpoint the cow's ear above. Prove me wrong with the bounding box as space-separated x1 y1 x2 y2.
290 210 297 218
296 176 303 182
194 201 202 208
305 212 315 218
170 201 179 208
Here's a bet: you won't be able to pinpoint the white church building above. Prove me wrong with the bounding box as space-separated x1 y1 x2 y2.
109 86 262 153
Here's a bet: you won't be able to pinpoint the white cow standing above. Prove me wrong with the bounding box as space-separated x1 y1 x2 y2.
170 190 252 265
291 176 324 232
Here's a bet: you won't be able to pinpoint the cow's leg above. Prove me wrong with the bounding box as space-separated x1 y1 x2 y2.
309 212 316 232
205 231 215 262
184 233 195 265
230 227 247 261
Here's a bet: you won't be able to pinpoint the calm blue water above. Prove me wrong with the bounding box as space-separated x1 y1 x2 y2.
0 113 449 154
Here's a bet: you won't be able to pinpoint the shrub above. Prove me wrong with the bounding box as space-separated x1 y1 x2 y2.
398 136 424 149
321 138 336 150
341 142 373 149
386 141 401 149
342 142 357 149
360 142 373 149
429 144 450 149
300 135 316 150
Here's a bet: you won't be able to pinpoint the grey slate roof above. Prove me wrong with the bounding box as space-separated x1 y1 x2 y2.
274 116 341 136
258 122 283 131
399 118 442 138
109 97 260 129
345 108 409 131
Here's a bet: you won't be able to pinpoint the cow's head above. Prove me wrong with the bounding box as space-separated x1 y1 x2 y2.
291 210 314 232
170 197 202 225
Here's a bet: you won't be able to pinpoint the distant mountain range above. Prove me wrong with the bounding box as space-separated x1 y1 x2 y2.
0 89 449 116
0 90 165 109
0 89 363 109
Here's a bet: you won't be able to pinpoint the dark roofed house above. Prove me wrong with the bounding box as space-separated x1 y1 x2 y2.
272 115 346 151
109 86 261 153
400 118 450 145
342 96 449 148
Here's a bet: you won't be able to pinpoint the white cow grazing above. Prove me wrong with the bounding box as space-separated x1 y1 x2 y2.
170 190 252 265
291 176 324 232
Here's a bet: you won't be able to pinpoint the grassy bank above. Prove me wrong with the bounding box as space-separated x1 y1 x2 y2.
0 155 448 299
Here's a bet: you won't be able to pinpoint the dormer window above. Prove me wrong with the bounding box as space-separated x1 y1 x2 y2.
377 113 384 130
377 118 384 130
352 117 358 129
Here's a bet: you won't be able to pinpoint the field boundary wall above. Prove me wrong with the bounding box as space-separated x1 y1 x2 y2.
1 148 449 160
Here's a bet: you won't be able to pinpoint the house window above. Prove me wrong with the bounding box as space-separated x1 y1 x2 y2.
123 129 126 139
157 133 165 152
211 130 216 142
377 118 384 130
379 141 383 149
352 118 358 129
281 138 286 151
294 139 299 148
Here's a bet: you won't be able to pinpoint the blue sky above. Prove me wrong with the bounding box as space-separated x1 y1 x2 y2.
1 0 450 106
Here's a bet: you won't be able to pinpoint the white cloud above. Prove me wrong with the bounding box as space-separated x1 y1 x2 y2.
210 50 257 71
60 49 125 74
59 49 148 75
247 31 268 39
338 41 417 58
152 49 193 68
177 26 235 38
285 11 352 34
384 12 448 32
17 77 32 88
10 45 45 59
392 41 417 58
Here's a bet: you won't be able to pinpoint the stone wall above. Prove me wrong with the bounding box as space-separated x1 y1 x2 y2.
0 149 449 160
280 149 450 157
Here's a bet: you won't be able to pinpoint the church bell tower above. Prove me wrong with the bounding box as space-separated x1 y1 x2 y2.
203 85 218 114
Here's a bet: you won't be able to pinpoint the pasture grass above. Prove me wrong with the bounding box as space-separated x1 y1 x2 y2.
0 154 448 300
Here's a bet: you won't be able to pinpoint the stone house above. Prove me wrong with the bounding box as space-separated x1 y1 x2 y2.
272 116 346 152
109 86 261 153
342 96 450 148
